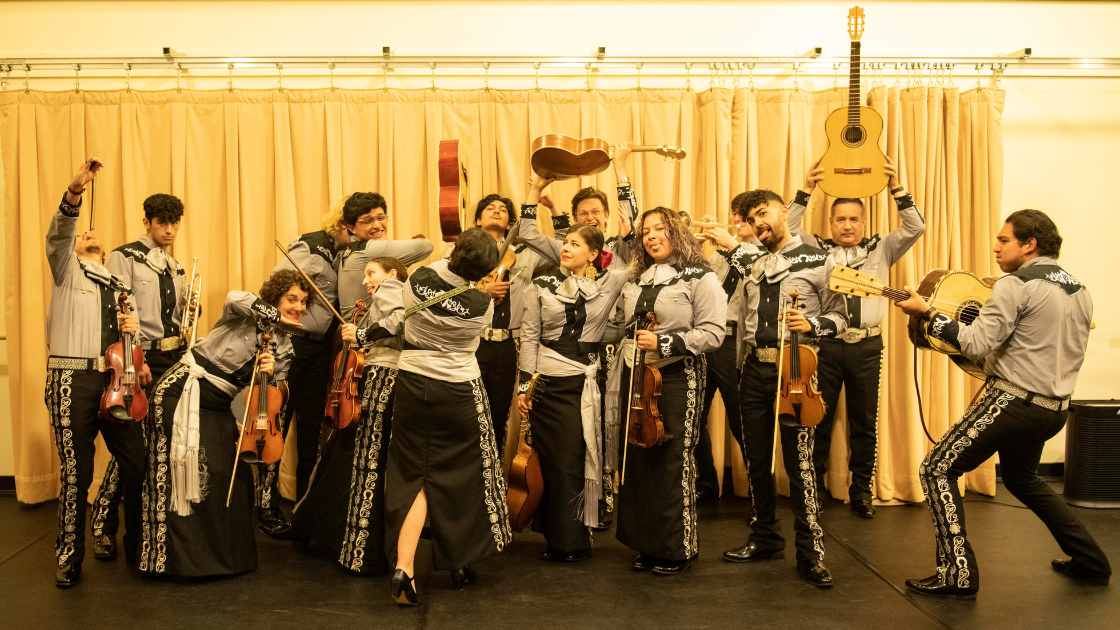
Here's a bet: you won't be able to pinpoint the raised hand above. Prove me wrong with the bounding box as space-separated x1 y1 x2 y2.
804 160 825 193
884 155 904 193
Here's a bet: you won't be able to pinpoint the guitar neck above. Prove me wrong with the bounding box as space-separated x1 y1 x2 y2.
848 41 862 127
632 145 664 153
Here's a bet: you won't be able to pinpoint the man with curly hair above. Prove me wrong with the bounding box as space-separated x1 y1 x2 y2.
89 191 188 563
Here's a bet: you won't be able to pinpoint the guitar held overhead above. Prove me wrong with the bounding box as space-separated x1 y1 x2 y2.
816 6 890 200
437 139 469 243
828 264 996 379
530 133 686 180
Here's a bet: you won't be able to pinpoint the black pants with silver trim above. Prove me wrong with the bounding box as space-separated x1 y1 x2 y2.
919 386 1111 590
476 337 518 453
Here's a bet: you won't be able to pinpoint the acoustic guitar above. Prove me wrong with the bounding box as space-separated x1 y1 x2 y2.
507 372 545 533
828 264 996 379
530 134 687 180
437 139 469 243
474 219 523 301
816 6 890 200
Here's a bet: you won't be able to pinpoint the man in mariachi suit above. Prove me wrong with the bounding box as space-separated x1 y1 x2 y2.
722 189 848 588
788 158 925 518
896 209 1110 598
91 193 187 560
44 158 144 587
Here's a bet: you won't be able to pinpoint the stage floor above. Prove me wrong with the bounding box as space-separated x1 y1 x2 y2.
0 481 1115 629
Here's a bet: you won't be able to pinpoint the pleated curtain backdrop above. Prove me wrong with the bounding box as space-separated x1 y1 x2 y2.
0 85 1003 505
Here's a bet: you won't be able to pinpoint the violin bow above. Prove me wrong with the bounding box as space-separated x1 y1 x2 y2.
619 317 644 487
273 240 346 325
771 294 789 475
226 348 263 507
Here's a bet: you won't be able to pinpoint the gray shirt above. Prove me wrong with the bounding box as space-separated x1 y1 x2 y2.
397 259 494 382
709 240 764 326
734 235 848 359
788 190 925 329
338 237 434 320
273 231 340 337
106 235 186 343
926 256 1091 399
192 291 294 384
619 262 727 364
45 195 128 359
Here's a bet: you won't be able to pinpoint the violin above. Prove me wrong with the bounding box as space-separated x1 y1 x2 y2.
325 300 368 430
237 331 285 465
625 312 666 448
506 373 545 533
100 293 148 422
775 290 825 428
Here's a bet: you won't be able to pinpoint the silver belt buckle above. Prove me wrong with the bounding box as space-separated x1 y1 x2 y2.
754 347 778 363
482 327 510 342
160 337 183 352
841 329 864 344
725 325 734 337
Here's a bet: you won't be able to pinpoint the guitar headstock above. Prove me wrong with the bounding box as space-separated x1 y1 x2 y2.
829 264 884 298
847 6 865 41
524 372 544 401
655 146 687 162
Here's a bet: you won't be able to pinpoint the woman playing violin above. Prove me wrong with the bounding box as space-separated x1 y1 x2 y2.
138 269 308 578
605 207 726 576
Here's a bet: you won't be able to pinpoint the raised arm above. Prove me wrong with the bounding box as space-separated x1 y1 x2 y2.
275 239 329 278
519 174 563 264
363 237 434 266
46 199 80 286
788 161 826 247
356 278 407 345
225 290 281 324
878 158 926 267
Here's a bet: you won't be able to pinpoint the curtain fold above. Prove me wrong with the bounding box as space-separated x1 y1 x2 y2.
1 86 1003 505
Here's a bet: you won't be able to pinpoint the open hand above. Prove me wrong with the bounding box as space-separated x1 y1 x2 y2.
804 160 824 192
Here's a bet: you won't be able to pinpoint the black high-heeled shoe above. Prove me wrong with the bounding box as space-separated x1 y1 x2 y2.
451 565 478 590
390 569 419 606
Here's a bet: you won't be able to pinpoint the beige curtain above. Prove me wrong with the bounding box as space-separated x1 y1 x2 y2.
1 85 1003 505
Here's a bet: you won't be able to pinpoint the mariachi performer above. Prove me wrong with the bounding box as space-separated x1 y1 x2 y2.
604 207 726 576
137 270 308 578
515 175 631 562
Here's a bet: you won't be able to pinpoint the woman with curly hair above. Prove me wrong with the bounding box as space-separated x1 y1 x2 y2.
137 269 309 578
605 206 726 576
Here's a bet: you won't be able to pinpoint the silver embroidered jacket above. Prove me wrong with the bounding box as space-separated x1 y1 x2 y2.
106 235 186 343
733 235 848 361
354 277 407 368
338 236 434 320
926 256 1091 399
788 190 925 328
192 291 293 384
273 231 341 337
620 262 727 361
45 195 129 359
516 183 641 265
397 259 494 382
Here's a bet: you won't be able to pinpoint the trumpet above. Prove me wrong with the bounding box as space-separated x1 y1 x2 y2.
678 211 737 233
182 257 203 350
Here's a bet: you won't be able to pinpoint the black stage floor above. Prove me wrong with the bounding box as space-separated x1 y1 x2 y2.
0 481 1116 629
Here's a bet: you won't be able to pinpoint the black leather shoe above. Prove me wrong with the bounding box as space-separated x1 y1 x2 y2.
905 575 977 599
55 563 82 588
390 569 419 606
722 542 785 563
257 521 310 543
632 554 655 572
258 505 285 527
540 548 591 563
797 561 833 588
451 565 477 590
1052 559 1110 585
92 534 117 560
850 499 877 519
652 556 694 576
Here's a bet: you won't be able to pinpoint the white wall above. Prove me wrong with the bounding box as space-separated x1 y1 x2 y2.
2 0 1119 470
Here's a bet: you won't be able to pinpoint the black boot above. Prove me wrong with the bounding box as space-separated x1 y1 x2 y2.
258 521 310 542
797 560 834 588
722 542 785 563
92 534 117 560
905 574 977 599
55 562 82 588
258 505 285 527
451 565 478 590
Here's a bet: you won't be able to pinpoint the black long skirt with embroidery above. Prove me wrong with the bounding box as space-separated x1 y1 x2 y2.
529 372 591 553
292 363 396 575
138 362 257 577
615 356 705 562
383 371 513 571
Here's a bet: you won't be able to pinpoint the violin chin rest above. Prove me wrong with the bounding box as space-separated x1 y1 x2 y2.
108 405 133 422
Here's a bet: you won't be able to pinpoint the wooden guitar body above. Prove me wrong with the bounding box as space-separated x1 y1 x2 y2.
908 269 995 380
817 106 890 199
437 139 469 242
507 373 545 532
531 134 612 180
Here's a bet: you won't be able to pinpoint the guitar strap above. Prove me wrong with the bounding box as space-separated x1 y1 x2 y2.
404 284 473 319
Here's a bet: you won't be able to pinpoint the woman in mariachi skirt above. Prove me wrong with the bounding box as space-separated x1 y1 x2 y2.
138 269 309 577
604 207 726 576
384 227 511 606
278 258 407 577
515 175 630 562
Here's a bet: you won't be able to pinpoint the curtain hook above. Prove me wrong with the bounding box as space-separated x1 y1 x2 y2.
733 62 741 89
329 62 335 93
748 62 755 89
124 63 131 93
74 64 81 94
585 62 592 92
684 62 691 91
276 63 284 93
833 63 839 90
483 61 490 93
975 63 982 91
709 63 715 89
993 63 1005 89
534 62 540 93
948 63 956 88
382 61 389 93
24 64 30 95
178 63 184 94
226 63 233 94
793 62 800 90
894 62 901 88
635 62 642 92
431 62 437 93
1 65 9 91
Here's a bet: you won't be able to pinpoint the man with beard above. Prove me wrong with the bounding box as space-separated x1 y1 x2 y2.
44 158 144 586
721 189 847 589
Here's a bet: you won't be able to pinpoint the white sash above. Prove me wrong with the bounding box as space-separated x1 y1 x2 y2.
537 345 601 528
169 353 238 517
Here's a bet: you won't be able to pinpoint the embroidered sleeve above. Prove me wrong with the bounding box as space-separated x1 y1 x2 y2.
926 312 962 351
357 323 393 345
518 371 534 393
807 256 848 338
515 204 562 265
552 213 571 230
59 192 82 218
657 333 689 357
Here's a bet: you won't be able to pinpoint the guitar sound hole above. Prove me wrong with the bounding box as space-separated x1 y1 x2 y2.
958 302 982 325
842 125 866 147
